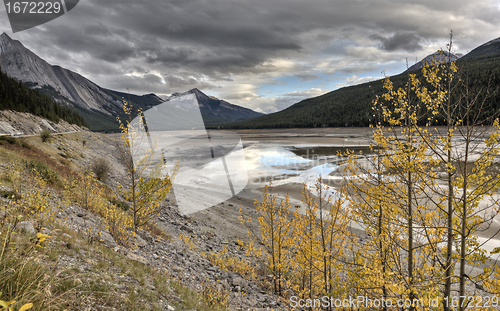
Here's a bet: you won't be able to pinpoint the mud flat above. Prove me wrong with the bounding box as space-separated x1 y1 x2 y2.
199 128 500 264
106 127 500 264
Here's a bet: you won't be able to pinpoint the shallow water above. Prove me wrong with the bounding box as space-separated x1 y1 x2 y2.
235 128 500 256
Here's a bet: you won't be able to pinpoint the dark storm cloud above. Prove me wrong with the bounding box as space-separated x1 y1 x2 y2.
371 32 424 52
1 0 500 109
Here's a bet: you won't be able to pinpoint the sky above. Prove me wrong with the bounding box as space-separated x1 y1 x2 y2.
1 0 500 114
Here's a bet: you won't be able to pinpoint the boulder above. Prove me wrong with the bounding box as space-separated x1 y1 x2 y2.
126 253 150 265
17 221 35 234
135 234 148 248
180 225 193 233
232 276 247 289
99 231 118 248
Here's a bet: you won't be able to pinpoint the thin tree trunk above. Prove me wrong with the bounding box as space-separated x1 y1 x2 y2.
459 128 470 311
444 144 454 311
444 35 455 310
377 156 388 311
408 166 415 311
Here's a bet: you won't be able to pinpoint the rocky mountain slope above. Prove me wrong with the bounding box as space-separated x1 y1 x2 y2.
0 33 264 131
0 32 163 131
0 33 123 114
0 130 285 310
0 110 87 136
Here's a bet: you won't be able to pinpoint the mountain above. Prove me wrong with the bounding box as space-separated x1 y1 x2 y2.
219 81 380 129
406 50 462 72
165 88 264 126
463 37 500 59
221 37 500 129
0 66 87 127
0 33 263 131
0 32 162 131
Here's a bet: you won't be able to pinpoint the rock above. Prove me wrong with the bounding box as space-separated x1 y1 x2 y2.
167 305 175 311
247 296 258 307
232 276 247 289
71 216 86 227
99 231 118 248
137 229 154 243
135 234 148 248
17 221 35 234
126 253 150 265
180 225 193 233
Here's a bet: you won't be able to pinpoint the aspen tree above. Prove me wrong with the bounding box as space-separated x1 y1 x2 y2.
412 35 500 310
116 99 176 231
291 183 321 299
312 179 350 308
374 75 436 310
410 37 461 309
344 68 448 310
239 184 293 295
344 137 400 310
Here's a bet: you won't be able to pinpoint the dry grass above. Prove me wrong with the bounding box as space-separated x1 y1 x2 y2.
0 134 227 311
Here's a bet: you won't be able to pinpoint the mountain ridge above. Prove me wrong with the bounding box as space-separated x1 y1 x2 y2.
166 88 264 126
406 50 462 72
221 36 500 129
0 33 124 114
463 36 500 59
0 33 264 131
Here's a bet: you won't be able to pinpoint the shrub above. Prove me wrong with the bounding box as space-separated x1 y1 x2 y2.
201 278 228 309
0 135 17 145
0 189 21 200
0 136 31 149
23 159 60 186
0 215 61 309
92 158 110 182
109 197 129 211
40 129 51 142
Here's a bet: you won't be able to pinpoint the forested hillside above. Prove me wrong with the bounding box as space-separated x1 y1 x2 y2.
0 67 87 127
222 47 500 129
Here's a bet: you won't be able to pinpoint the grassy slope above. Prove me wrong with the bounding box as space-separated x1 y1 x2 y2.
0 134 224 310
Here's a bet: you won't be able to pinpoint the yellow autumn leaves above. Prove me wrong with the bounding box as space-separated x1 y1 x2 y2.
241 49 500 310
240 181 350 300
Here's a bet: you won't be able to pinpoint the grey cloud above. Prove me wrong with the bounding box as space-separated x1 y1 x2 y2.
294 73 319 82
1 0 500 112
371 32 423 52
